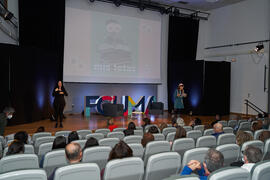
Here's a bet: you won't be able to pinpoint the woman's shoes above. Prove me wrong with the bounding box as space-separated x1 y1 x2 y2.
55 123 58 128
60 123 63 128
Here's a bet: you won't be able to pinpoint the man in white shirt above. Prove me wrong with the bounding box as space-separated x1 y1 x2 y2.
241 146 262 172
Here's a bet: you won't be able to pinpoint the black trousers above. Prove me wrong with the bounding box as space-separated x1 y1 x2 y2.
54 102 65 123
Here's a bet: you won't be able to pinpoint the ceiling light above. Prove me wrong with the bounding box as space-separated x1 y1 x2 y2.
255 43 264 53
206 0 219 2
114 0 121 7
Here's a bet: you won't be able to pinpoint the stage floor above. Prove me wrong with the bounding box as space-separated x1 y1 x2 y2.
4 112 234 136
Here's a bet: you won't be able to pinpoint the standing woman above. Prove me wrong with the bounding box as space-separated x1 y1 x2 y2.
52 81 68 128
173 83 187 115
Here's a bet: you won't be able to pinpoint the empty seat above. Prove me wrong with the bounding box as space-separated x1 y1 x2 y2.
144 152 181 180
238 122 250 131
3 144 34 157
54 163 100 180
238 120 247 125
107 132 125 140
208 167 249 180
218 120 228 127
73 140 87 148
172 138 195 158
123 135 142 144
37 142 53 161
0 169 47 180
182 147 209 168
32 132 52 143
134 130 143 136
254 129 267 140
99 138 120 148
223 127 234 133
82 146 111 170
76 130 92 139
228 120 237 128
193 125 205 132
153 134 165 141
217 133 236 145
42 150 68 177
113 128 126 132
34 136 55 154
0 154 39 173
162 127 176 137
250 160 270 180
216 144 240 166
103 157 144 180
241 140 264 153
203 129 214 136
186 130 202 140
166 132 176 142
55 131 72 137
95 128 110 136
183 126 192 132
128 143 144 158
86 133 104 141
262 139 270 160
143 141 170 166
196 136 216 148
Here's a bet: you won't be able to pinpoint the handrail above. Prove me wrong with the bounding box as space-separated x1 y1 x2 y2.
245 99 266 115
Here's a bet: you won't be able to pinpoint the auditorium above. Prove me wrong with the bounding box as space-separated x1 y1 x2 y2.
0 0 269 179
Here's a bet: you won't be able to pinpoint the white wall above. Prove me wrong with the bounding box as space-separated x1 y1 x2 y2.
197 0 270 114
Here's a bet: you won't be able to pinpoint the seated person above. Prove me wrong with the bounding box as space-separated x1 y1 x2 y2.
107 118 118 132
236 131 253 146
123 121 136 136
148 126 159 134
241 146 262 172
35 126 45 133
211 123 224 138
174 126 186 140
141 118 151 132
181 148 224 180
141 133 154 148
211 114 221 127
159 123 168 133
68 131 79 144
83 137 99 151
251 121 263 132
14 131 28 144
259 131 270 143
6 141 25 156
189 118 202 128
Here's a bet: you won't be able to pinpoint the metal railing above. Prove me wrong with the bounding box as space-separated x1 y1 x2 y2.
245 99 266 116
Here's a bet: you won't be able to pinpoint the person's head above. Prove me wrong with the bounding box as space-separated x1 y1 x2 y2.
3 107 15 119
215 114 221 121
68 131 79 144
251 121 263 132
148 126 159 134
57 81 62 88
14 131 28 144
52 136 67 150
107 118 114 126
259 131 270 143
141 133 154 148
65 142 82 163
258 113 263 119
203 148 224 173
236 131 253 146
36 126 45 133
6 141 25 156
174 126 186 140
243 146 262 164
127 122 136 130
108 141 133 161
83 137 99 150
178 83 184 90
143 118 151 126
194 118 202 126
213 123 223 133
159 123 168 133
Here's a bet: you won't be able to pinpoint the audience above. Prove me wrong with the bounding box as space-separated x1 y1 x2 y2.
123 121 136 136
6 141 25 156
14 131 28 144
0 107 15 136
251 121 263 132
142 117 151 131
83 137 99 151
211 114 221 127
262 113 270 129
159 123 168 133
141 133 154 148
148 126 159 134
52 136 67 150
211 123 224 138
68 131 79 144
259 131 270 143
189 117 202 128
107 118 118 132
174 126 186 140
35 126 45 133
236 131 253 147
181 148 224 180
241 146 262 172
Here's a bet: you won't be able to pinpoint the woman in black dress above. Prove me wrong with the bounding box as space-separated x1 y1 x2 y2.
52 81 68 128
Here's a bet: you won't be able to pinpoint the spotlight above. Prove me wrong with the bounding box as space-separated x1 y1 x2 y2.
159 7 166 15
173 8 180 16
165 7 172 15
255 43 264 52
139 4 145 11
89 0 95 2
114 0 121 7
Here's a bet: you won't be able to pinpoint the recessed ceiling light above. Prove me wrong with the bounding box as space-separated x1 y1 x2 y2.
206 0 219 2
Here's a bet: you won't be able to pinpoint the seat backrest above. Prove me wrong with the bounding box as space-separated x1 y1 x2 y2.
3 144 34 157
254 129 267 140
145 125 159 133
172 138 195 158
196 136 216 148
183 126 192 132
82 146 111 170
263 138 270 160
73 140 87 149
238 122 250 131
5 134 14 142
162 127 176 137
37 142 53 161
238 120 247 125
144 152 181 180
218 120 228 127
228 120 237 128
134 130 144 136
182 147 209 168
128 143 144 158
34 136 56 154
0 154 39 173
250 160 270 180
193 125 205 132
241 140 264 153
186 130 202 140
99 138 120 148
107 132 125 140
32 132 52 143
217 133 236 145
208 167 249 180
163 175 200 180
245 131 254 138
0 136 5 148
144 141 170 166
153 134 165 141
223 127 234 133
0 169 47 180
54 163 100 180
76 130 92 139
203 129 214 136
85 133 104 141
216 144 240 166
95 128 110 136
103 157 144 180
55 131 72 137
166 132 176 142
123 135 142 144
113 128 126 132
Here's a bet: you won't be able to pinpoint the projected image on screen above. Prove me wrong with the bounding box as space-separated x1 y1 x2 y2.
64 0 161 83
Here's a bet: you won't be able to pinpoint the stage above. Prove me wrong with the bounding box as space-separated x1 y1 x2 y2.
4 112 238 136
